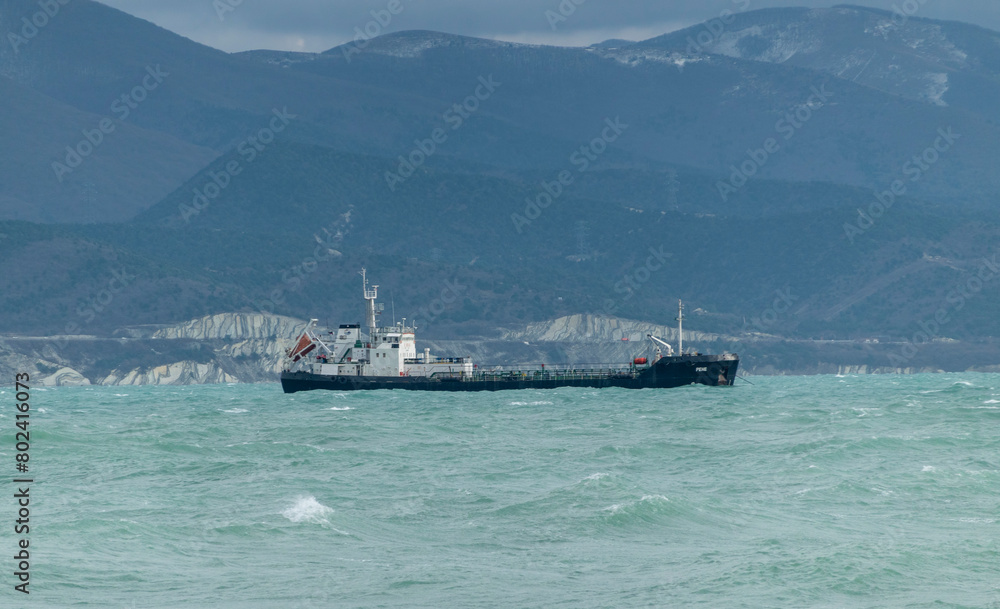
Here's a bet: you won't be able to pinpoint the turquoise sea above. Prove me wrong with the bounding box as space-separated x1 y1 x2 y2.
3 374 1000 608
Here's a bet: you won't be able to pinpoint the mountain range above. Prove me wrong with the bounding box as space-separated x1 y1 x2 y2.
1 0 999 374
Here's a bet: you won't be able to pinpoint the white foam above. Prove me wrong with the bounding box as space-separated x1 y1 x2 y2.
956 518 995 524
222 408 248 414
329 407 352 411
509 401 554 406
603 494 669 514
584 472 609 481
282 496 335 526
922 465 935 472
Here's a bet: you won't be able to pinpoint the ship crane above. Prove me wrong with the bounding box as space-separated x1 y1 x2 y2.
647 334 674 361
648 299 685 360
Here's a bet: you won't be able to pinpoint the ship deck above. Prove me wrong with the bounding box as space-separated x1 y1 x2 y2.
281 354 739 393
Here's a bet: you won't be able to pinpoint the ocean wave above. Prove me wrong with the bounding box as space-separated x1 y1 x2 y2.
604 494 669 514
954 517 995 524
281 495 347 534
600 494 679 526
303 444 333 452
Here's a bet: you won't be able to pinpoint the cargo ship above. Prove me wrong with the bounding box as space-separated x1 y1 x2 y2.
279 270 739 393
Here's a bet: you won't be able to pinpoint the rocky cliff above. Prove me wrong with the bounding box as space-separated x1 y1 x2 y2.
501 314 735 346
0 312 996 386
0 313 307 386
149 313 306 340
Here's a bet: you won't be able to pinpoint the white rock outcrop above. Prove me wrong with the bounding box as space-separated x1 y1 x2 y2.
98 313 310 385
37 367 92 387
152 313 306 340
101 361 239 385
501 314 733 345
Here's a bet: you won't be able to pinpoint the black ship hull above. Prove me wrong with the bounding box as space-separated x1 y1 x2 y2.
280 354 738 393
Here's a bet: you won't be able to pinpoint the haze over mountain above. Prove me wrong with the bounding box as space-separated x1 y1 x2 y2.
1 0 999 374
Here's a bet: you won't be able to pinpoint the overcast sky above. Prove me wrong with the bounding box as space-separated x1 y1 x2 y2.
98 0 1000 53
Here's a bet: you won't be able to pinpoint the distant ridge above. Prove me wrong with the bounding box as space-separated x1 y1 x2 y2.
589 39 636 49
1 4 1000 362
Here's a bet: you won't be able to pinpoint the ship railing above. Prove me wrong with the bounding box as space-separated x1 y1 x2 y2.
467 367 637 382
420 362 642 382
404 357 470 364
481 362 637 372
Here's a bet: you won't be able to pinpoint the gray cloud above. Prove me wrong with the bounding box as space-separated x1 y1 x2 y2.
97 0 1000 53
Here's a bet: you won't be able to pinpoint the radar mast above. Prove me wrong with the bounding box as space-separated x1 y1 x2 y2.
361 268 380 337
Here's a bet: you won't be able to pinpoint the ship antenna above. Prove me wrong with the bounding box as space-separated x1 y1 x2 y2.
391 290 396 327
676 300 684 355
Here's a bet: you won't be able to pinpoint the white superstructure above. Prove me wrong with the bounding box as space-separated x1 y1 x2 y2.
284 269 474 378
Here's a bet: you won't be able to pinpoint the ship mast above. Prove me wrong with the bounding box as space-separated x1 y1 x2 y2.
676 300 684 355
361 268 379 337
